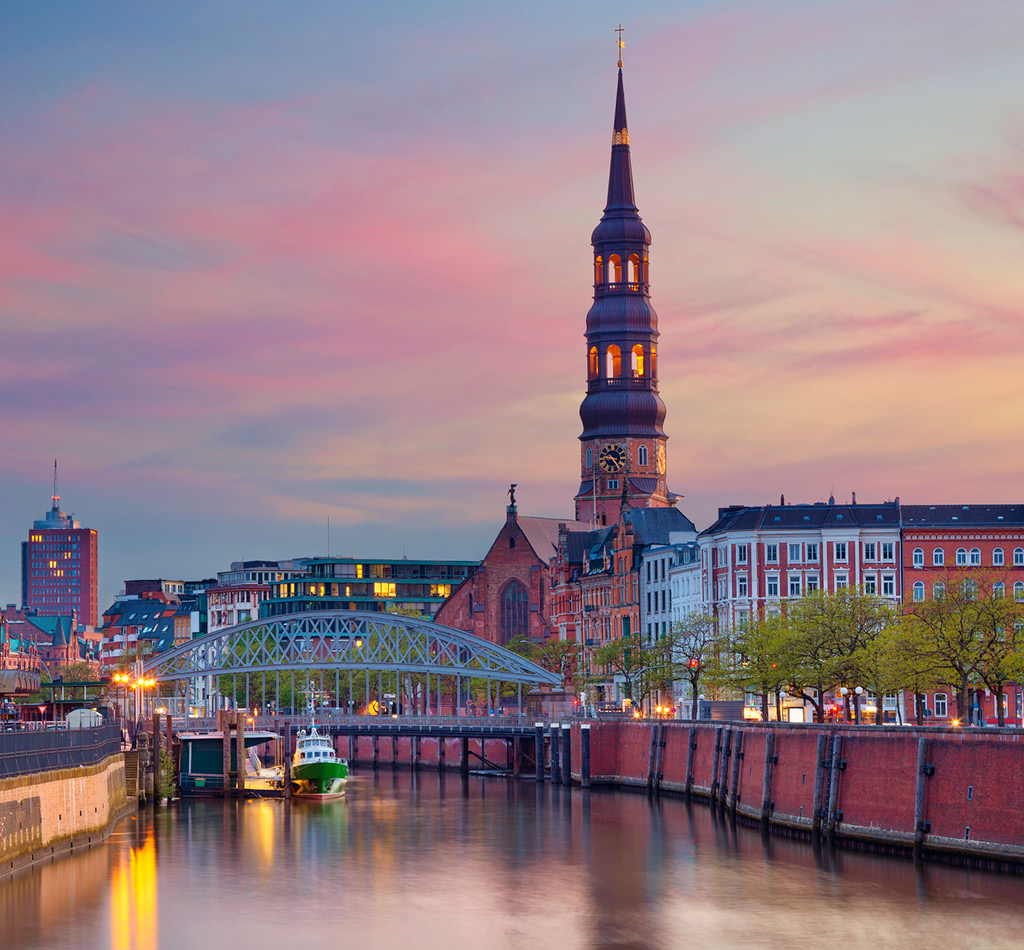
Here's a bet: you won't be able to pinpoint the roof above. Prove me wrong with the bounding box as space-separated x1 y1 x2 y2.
625 507 696 544
902 504 1024 528
564 527 615 565
516 516 589 560
701 501 901 536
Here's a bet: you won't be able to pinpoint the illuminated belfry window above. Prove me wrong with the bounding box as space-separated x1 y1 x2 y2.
631 345 644 377
608 254 622 283
628 254 640 286
589 346 599 379
594 256 603 284
606 345 621 378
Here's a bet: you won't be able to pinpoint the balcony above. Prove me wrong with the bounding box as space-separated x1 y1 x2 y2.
587 376 658 394
594 281 648 295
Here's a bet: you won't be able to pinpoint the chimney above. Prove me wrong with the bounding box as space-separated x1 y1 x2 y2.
852 491 857 505
780 494 785 506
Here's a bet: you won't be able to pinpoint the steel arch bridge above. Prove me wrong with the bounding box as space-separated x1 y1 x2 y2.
141 610 559 713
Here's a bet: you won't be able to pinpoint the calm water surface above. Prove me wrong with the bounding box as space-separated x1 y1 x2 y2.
4 770 1024 950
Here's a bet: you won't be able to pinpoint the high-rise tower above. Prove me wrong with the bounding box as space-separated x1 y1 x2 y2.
576 66 675 526
21 461 99 626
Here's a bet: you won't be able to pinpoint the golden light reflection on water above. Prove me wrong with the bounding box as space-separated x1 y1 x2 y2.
109 829 157 950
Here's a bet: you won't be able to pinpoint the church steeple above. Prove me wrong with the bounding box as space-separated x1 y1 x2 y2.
575 59 674 527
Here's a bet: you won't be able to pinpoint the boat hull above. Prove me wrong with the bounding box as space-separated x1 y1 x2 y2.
291 760 348 800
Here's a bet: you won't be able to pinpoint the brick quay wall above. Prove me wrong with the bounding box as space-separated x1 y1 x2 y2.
0 754 130 881
573 720 1024 868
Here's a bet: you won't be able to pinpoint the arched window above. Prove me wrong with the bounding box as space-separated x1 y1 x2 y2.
912 581 925 602
994 582 1005 599
933 582 945 600
1015 548 1024 566
956 548 967 566
651 344 657 379
628 254 640 286
608 254 622 283
588 346 599 379
912 548 924 568
631 345 645 377
594 256 604 285
638 445 648 466
933 548 944 566
586 447 593 468
970 548 981 566
606 345 621 378
500 580 529 644
643 255 649 283
994 547 1005 566
1016 581 1024 602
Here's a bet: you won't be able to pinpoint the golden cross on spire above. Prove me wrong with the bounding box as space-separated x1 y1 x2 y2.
615 24 625 68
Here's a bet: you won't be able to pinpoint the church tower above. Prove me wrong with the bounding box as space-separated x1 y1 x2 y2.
576 64 675 527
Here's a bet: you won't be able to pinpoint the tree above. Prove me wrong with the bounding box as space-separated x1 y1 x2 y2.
974 582 1024 726
869 617 946 725
718 613 791 722
591 634 675 714
786 589 897 722
904 570 1008 722
669 612 718 718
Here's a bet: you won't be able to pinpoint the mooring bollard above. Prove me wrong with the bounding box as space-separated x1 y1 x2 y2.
561 724 572 787
581 723 591 788
550 726 561 785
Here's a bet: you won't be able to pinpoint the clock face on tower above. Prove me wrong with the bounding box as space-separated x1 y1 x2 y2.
657 444 666 474
598 443 627 473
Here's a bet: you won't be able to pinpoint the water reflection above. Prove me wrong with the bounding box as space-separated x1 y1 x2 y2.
3 773 1024 949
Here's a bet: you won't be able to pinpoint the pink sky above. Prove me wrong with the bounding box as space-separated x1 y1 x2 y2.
2 0 1023 606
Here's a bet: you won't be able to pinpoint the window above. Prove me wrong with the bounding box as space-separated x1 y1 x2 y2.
500 580 529 644
806 543 819 562
994 547 1004 567
933 548 944 566
970 548 981 566
736 544 748 564
882 542 895 561
588 346 599 378
586 447 592 468
631 344 645 377
956 548 967 566
788 575 801 597
638 444 648 466
864 575 877 595
607 479 619 490
934 582 945 600
834 542 848 561
913 581 925 602
737 575 748 597
788 543 801 562
766 576 779 597
933 693 948 718
882 575 895 596
765 544 779 563
1015 581 1024 602
994 582 1005 599
806 575 819 593
863 542 877 561
1015 548 1024 567
605 345 621 378
912 548 924 568
835 574 848 590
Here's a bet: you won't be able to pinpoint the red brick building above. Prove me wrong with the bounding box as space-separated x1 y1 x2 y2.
21 471 98 626
435 503 587 646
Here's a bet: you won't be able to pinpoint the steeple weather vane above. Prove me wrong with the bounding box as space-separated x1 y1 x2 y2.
616 24 625 68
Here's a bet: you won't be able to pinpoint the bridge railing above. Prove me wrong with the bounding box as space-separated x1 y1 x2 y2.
174 713 552 733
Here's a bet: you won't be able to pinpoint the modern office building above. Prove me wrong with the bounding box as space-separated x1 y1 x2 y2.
21 465 98 626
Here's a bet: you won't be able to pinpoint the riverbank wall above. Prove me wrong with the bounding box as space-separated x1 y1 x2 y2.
0 725 132 882
574 720 1024 868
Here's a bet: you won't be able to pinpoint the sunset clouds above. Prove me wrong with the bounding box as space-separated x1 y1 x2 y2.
2 1 1023 604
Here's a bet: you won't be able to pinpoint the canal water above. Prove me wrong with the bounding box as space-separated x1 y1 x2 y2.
4 770 1024 950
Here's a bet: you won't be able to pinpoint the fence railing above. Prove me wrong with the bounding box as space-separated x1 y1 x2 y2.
0 722 122 778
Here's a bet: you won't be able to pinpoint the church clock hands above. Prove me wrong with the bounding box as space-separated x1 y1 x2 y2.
598 443 627 473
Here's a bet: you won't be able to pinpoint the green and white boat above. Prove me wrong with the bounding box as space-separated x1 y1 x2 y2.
291 693 348 801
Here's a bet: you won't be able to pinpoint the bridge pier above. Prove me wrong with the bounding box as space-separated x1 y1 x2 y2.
561 724 572 787
460 737 470 777
550 726 561 784
535 724 545 783
372 735 380 769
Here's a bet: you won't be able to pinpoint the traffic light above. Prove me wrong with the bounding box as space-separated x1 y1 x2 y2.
689 658 699 671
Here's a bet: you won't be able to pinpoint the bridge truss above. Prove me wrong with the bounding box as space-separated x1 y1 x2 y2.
141 610 559 716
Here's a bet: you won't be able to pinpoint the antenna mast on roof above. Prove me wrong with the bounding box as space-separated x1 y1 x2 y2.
51 459 59 509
